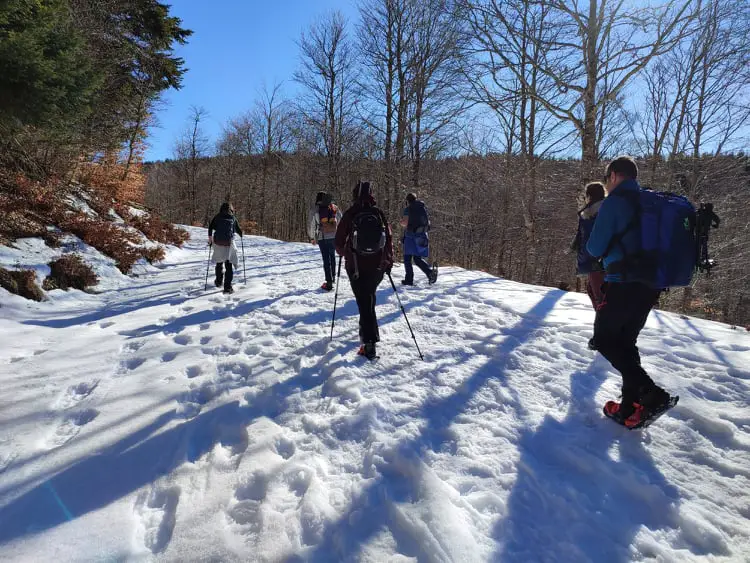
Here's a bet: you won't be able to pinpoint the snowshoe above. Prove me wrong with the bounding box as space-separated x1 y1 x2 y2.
603 395 679 430
357 343 378 361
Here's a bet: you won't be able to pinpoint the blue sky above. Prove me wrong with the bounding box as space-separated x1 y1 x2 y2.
145 0 359 162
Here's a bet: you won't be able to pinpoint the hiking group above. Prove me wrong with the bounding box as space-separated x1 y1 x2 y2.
206 155 717 429
309 181 432 360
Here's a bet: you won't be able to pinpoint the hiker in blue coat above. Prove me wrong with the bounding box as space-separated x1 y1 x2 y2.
570 182 606 309
586 156 671 428
400 193 437 285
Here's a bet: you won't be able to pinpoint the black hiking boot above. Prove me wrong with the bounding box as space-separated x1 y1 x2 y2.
638 385 671 413
364 342 377 360
223 286 234 294
428 264 438 285
401 279 414 286
321 281 333 291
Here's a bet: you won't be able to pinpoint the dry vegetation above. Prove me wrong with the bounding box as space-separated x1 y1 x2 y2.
0 160 188 300
43 254 99 291
0 267 45 302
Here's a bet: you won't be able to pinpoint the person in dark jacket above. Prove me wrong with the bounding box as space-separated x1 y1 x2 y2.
308 191 342 291
586 156 671 428
208 202 243 294
571 182 606 308
400 193 437 285
335 181 394 360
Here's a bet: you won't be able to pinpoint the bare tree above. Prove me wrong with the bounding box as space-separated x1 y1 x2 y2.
358 0 415 213
465 0 696 182
173 106 210 224
294 11 357 192
407 0 467 188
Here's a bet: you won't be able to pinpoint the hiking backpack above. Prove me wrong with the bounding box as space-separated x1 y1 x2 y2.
351 207 386 256
576 212 602 274
605 189 699 288
213 215 236 246
407 201 430 234
318 202 338 235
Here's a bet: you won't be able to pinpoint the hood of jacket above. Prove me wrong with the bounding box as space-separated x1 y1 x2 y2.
580 199 603 220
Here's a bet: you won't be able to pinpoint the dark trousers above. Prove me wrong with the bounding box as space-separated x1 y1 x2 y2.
593 282 661 401
318 238 337 284
349 270 384 344
586 270 606 309
404 254 431 282
215 261 233 289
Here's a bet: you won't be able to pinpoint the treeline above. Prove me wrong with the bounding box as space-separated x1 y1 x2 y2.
145 0 749 325
146 152 749 325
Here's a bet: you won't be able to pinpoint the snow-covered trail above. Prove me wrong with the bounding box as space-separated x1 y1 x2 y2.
1 228 749 562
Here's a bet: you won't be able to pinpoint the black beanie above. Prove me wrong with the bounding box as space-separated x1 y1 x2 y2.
352 181 371 201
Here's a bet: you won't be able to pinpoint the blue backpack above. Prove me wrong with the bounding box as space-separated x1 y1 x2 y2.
605 189 698 289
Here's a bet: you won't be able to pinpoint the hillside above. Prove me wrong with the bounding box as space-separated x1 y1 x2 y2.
0 228 749 562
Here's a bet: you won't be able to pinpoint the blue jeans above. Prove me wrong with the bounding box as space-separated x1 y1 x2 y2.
318 238 337 284
404 254 432 282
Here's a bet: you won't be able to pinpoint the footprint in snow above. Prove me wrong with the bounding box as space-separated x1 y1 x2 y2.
273 436 296 460
124 340 145 353
56 380 99 409
283 465 313 498
161 351 179 363
99 321 116 329
134 485 181 554
200 336 212 345
236 471 269 502
173 334 191 346
47 408 99 448
185 365 202 379
175 381 219 418
199 323 211 331
122 357 146 371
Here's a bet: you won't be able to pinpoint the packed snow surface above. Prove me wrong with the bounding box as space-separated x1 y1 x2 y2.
1 227 749 562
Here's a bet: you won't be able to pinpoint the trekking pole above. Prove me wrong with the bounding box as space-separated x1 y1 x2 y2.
241 237 247 284
387 272 424 361
330 255 343 341
204 243 212 291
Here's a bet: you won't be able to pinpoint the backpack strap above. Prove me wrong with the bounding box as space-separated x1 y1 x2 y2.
602 191 641 261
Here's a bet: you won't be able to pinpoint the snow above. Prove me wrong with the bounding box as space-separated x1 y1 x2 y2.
0 227 749 562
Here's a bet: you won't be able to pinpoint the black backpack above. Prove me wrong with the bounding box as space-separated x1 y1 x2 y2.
408 200 430 233
351 207 386 256
213 214 235 245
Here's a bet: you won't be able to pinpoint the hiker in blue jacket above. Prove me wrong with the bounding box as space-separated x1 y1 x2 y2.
587 156 671 428
400 193 437 285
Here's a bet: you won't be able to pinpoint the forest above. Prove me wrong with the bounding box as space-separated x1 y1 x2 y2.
145 0 749 325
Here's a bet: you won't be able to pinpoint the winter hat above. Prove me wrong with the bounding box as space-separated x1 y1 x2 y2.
220 202 234 214
352 181 372 201
406 193 417 204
